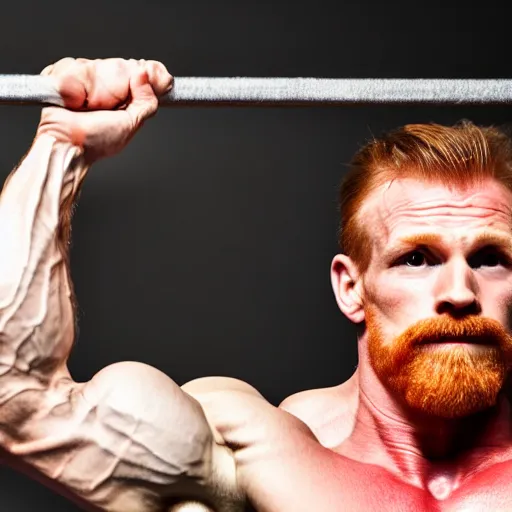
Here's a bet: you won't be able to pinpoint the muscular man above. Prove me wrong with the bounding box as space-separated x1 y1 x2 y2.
1 57 511 511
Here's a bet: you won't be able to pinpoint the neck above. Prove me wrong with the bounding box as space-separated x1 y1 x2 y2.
342 363 512 488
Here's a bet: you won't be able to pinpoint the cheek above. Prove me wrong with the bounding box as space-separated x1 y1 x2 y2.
480 283 512 326
367 271 433 322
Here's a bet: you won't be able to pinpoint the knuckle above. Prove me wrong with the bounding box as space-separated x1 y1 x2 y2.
146 60 160 75
55 57 76 65
112 59 129 77
41 57 96 81
127 58 141 70
112 57 129 67
149 60 167 74
144 61 173 93
100 58 130 77
40 64 54 76
40 57 73 75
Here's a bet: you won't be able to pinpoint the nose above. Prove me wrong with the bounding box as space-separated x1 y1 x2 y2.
434 258 481 316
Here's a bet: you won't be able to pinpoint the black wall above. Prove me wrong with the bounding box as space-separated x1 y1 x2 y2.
0 0 511 509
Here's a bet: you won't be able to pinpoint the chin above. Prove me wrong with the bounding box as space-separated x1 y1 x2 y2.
402 377 503 419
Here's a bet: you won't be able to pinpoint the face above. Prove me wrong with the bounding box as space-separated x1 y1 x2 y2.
359 177 512 418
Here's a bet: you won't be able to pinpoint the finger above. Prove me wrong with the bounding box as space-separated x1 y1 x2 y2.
40 58 89 109
87 59 131 108
125 69 159 127
144 60 174 96
58 75 88 110
40 64 54 76
41 57 79 75
40 57 80 77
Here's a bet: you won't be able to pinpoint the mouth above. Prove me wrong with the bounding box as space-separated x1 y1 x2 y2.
422 336 498 348
419 337 500 354
422 336 498 346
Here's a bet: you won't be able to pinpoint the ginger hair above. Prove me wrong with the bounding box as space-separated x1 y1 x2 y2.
338 121 512 272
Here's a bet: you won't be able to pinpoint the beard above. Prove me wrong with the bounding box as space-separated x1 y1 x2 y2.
366 309 512 418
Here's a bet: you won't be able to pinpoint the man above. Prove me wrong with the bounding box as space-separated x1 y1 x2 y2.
0 57 511 512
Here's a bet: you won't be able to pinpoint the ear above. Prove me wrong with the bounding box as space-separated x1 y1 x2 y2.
331 254 365 324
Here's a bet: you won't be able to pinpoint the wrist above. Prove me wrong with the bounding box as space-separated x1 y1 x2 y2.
29 132 88 188
36 107 86 151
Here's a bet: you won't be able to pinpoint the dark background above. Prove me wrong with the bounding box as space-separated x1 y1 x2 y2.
0 0 511 509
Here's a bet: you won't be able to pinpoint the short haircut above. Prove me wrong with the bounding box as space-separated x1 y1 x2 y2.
338 121 512 271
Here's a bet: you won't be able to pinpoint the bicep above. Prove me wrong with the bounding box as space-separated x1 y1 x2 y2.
5 362 238 512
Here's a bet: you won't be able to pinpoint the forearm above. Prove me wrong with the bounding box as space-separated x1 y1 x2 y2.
0 59 240 511
0 139 237 510
0 134 88 433
6 362 226 512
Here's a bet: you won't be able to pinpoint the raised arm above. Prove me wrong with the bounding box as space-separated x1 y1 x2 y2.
0 58 240 512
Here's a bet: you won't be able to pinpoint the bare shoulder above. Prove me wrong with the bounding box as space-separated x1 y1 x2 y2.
182 376 265 397
182 376 271 439
182 376 315 449
279 372 359 448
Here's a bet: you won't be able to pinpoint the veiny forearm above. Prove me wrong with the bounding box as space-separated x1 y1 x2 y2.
0 133 88 437
0 138 238 511
5 362 225 512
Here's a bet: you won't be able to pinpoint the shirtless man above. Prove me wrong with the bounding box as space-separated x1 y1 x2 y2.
1 57 512 512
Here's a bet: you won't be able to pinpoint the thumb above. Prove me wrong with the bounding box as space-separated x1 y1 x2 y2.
126 69 159 127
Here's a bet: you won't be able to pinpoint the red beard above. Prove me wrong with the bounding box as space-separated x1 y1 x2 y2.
366 310 512 418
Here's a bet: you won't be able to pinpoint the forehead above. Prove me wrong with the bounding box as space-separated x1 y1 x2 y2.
361 178 512 249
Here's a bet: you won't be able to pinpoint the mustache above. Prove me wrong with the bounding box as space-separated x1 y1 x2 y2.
400 315 510 347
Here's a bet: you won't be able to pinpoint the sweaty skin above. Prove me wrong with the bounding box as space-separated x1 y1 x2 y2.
3 58 512 512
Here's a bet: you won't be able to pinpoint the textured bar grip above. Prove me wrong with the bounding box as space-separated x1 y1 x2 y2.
0 75 64 106
165 77 512 105
0 75 512 106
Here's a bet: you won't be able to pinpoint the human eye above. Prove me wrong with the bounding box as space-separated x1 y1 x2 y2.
396 250 432 268
468 248 511 269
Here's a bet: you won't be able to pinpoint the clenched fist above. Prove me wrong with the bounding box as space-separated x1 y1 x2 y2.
36 58 173 163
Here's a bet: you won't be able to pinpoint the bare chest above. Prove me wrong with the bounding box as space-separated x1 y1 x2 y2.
239 440 512 512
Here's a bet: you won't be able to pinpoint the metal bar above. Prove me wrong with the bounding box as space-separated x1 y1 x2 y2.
1 75 512 106
0 76 64 106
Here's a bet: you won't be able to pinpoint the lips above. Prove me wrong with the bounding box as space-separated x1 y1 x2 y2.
420 335 497 346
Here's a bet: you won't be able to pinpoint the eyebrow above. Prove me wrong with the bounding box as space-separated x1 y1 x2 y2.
384 232 512 261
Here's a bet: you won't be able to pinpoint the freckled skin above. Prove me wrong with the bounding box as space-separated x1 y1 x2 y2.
3 58 512 511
